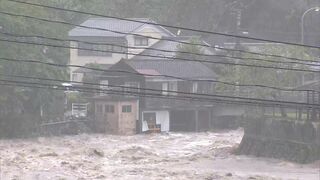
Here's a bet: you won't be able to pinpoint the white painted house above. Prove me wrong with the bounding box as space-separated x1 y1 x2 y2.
68 18 176 82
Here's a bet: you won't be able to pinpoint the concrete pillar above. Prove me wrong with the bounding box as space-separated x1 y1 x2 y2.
195 110 199 132
307 91 310 121
318 92 320 121
208 109 212 130
298 108 302 120
311 91 316 121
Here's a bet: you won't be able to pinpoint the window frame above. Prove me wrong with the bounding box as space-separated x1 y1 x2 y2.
100 80 109 95
124 82 140 95
134 36 149 46
122 105 132 113
78 42 113 57
192 82 198 93
168 81 178 95
162 81 178 96
104 104 115 114
71 73 79 82
162 82 169 95
96 104 103 114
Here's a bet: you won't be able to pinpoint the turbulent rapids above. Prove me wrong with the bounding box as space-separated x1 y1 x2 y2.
0 129 318 179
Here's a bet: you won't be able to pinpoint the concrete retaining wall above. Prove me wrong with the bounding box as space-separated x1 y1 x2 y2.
237 117 320 163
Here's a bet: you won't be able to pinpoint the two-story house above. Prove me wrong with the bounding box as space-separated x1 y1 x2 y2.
68 17 219 134
68 18 176 82
94 59 217 133
68 18 217 81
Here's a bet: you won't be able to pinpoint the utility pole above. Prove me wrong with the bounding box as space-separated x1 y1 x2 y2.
235 8 242 50
235 9 242 96
229 1 255 97
230 2 245 97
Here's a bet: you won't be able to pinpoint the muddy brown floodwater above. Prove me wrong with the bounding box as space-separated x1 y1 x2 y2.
0 129 318 180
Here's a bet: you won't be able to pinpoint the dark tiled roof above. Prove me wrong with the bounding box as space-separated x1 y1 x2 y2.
296 80 320 90
69 18 175 37
131 36 214 60
125 59 217 79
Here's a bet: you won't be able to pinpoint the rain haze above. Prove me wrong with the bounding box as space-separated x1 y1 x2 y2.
0 0 319 179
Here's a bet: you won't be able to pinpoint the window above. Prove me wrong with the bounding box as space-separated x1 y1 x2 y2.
162 82 178 95
194 82 215 94
122 105 132 113
124 82 140 94
104 105 115 113
78 42 112 57
162 82 169 95
192 82 198 93
169 82 178 95
134 36 149 46
72 73 79 82
96 104 103 114
100 80 109 95
113 46 126 53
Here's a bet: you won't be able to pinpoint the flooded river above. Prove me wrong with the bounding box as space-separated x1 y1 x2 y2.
0 129 318 179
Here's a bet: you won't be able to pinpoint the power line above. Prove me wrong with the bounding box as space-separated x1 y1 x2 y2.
1 73 317 102
0 82 290 109
0 56 317 93
2 73 318 94
0 77 317 108
0 81 216 105
0 80 267 108
1 31 319 67
7 0 320 49
0 37 318 73
0 9 318 64
1 73 226 99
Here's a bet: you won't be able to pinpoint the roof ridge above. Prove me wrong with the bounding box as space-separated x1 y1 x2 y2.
125 59 205 64
82 17 152 21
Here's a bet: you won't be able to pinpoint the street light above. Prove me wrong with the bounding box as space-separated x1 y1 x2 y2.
301 7 320 44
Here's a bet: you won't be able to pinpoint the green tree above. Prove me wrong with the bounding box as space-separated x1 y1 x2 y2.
176 37 206 60
215 45 315 117
0 0 76 137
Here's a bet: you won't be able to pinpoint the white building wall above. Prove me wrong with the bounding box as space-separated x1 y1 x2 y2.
142 110 170 132
127 26 163 59
69 41 127 80
156 111 170 132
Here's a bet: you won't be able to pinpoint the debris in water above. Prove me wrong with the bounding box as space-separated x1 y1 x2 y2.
93 149 104 157
39 152 58 157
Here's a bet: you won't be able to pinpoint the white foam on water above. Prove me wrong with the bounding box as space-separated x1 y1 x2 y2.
0 129 318 179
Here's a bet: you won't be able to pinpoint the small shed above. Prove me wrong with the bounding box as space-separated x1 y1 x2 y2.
92 96 139 135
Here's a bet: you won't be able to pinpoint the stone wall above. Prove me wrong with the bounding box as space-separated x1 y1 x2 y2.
237 117 320 163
